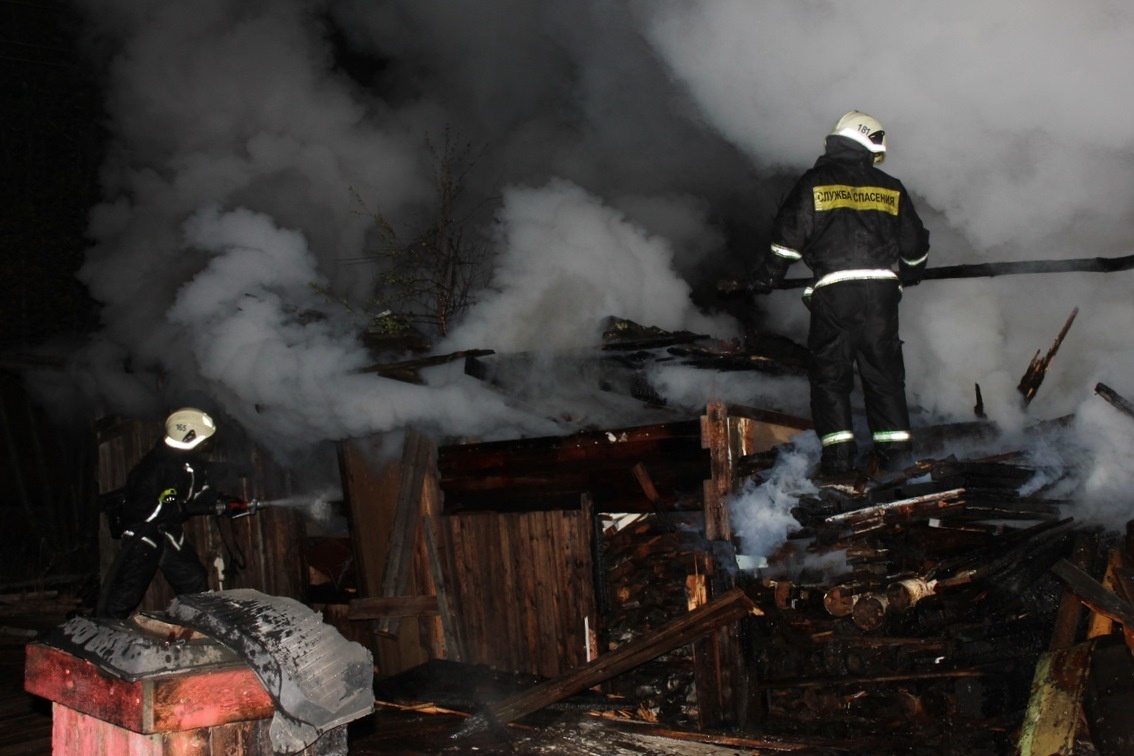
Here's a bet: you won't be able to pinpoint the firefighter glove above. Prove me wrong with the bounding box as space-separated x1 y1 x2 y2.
748 278 775 296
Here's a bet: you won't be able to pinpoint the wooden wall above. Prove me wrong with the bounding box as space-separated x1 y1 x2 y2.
338 432 599 682
331 405 809 694
337 433 442 679
94 416 306 613
432 503 598 679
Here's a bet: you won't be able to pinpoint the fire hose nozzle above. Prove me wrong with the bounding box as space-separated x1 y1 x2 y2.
224 497 262 518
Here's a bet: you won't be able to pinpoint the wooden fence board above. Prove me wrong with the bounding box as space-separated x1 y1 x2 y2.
436 508 596 679
377 429 434 636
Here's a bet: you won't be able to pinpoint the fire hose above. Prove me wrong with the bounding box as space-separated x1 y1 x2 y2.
717 250 1134 293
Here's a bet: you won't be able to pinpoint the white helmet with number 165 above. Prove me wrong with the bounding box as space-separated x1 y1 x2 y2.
830 110 886 164
164 408 217 450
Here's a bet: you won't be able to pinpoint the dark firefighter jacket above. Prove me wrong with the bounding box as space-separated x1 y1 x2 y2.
755 135 930 291
118 442 223 548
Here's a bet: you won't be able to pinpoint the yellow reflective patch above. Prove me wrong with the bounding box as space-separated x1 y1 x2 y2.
813 185 900 215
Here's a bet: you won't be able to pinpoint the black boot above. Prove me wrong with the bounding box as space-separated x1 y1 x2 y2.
820 443 855 474
873 443 913 473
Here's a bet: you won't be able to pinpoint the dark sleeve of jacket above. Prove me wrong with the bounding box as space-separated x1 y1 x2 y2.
753 176 814 290
121 445 176 528
897 182 931 286
122 445 221 524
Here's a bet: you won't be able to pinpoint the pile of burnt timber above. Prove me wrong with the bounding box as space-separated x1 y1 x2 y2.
599 513 712 726
733 445 1134 754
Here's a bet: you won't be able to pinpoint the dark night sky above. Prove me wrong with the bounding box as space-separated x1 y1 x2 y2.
1 0 103 354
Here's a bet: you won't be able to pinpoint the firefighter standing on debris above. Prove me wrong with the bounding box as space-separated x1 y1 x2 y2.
750 111 930 476
98 407 240 619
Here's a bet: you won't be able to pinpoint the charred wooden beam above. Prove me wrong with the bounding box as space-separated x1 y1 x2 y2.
822 488 966 530
630 462 663 507
377 429 437 636
966 520 1075 600
457 587 761 734
1018 307 1078 406
1049 533 1098 651
439 419 710 513
757 667 995 690
1051 558 1134 629
931 518 1075 588
422 517 464 662
701 401 734 542
600 317 709 350
602 718 890 753
1095 382 1134 422
441 421 704 473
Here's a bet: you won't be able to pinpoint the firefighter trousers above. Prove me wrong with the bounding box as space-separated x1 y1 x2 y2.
98 528 209 619
807 279 911 469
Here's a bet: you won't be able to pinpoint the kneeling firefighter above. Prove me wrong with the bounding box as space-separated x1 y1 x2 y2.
750 111 930 475
98 407 258 619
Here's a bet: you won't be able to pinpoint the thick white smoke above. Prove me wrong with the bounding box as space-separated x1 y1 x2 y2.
65 0 758 453
638 3 1134 417
444 179 727 353
61 0 1134 520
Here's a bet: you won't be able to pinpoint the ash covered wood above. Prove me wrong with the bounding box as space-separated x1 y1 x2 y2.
729 443 1134 753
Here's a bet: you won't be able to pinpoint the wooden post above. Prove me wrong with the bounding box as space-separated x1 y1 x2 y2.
1049 532 1097 650
377 429 436 636
701 401 733 542
423 514 464 662
700 402 812 543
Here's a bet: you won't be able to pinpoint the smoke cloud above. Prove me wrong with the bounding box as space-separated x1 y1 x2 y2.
55 0 1134 518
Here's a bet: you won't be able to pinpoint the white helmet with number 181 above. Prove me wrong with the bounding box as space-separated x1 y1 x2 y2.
830 110 886 164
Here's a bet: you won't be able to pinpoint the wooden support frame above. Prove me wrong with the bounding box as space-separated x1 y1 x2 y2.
338 430 446 675
700 401 811 542
377 428 436 636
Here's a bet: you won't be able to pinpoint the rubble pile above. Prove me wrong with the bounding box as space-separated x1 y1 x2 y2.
600 513 708 726
738 452 1116 753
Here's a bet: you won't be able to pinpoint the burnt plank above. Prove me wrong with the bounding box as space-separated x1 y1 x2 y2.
466 587 761 730
701 401 732 542
438 421 704 475
1051 558 1134 629
378 429 436 636
422 515 464 662
338 436 395 600
1049 532 1099 651
1095 382 1134 421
